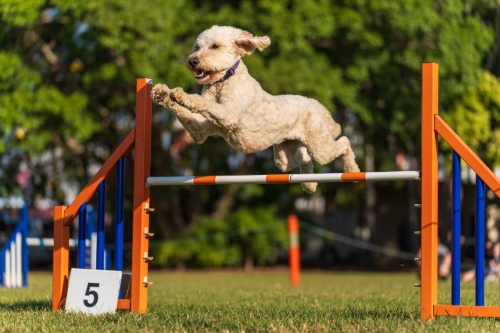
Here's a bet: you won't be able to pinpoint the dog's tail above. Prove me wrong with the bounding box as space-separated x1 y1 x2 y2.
322 109 342 139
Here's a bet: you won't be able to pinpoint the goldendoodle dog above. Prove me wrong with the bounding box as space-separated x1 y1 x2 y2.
151 25 359 193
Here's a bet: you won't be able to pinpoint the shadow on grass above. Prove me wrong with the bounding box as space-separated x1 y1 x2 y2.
0 300 51 311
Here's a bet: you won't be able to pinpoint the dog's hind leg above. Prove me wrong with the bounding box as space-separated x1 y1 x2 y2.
294 147 318 193
273 140 301 172
305 133 360 173
301 115 359 173
339 139 359 172
273 140 317 193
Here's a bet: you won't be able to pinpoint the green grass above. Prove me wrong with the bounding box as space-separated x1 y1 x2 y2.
2 270 500 332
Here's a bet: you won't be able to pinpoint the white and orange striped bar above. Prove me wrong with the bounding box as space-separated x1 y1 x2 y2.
146 171 420 187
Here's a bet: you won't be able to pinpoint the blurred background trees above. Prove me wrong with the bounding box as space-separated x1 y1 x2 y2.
1 0 500 268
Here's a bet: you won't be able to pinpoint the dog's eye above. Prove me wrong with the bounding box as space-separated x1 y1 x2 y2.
210 44 219 49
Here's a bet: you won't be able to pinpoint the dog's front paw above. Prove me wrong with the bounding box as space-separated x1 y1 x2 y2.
170 87 191 108
151 84 170 105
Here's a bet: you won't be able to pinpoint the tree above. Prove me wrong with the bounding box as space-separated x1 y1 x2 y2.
1 0 498 267
442 71 500 167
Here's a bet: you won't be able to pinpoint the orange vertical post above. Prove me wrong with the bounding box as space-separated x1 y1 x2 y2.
288 214 300 286
52 205 69 311
131 78 153 313
420 63 439 320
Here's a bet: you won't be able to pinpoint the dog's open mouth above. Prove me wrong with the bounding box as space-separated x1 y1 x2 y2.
195 70 210 79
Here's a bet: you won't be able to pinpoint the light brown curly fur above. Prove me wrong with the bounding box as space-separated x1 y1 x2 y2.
151 25 359 193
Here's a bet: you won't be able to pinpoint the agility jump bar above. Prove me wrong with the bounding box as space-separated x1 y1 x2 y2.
146 171 420 187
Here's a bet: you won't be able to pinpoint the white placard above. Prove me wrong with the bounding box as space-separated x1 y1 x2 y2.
65 268 122 315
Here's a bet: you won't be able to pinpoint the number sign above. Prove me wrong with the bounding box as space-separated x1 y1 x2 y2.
65 268 122 314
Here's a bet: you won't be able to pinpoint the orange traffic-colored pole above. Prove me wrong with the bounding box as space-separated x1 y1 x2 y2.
420 63 439 320
131 78 153 313
288 214 300 286
52 205 69 311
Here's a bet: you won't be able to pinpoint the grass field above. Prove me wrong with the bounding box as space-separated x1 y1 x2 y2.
2 270 500 332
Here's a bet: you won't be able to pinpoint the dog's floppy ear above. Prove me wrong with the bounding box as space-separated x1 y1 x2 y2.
235 31 271 56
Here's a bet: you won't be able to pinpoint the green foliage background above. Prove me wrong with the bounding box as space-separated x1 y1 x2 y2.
1 0 500 267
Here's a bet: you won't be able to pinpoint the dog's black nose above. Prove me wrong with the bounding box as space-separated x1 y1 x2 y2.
189 58 199 68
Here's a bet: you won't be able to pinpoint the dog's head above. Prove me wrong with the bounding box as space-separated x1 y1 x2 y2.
186 26 271 84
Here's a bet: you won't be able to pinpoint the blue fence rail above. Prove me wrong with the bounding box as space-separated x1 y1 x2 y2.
451 150 488 306
75 157 124 274
0 205 28 288
1 205 110 288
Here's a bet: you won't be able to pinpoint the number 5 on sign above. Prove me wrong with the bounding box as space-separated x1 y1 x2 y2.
65 268 122 314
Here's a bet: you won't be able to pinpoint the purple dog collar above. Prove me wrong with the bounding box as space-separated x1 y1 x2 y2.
216 60 240 83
